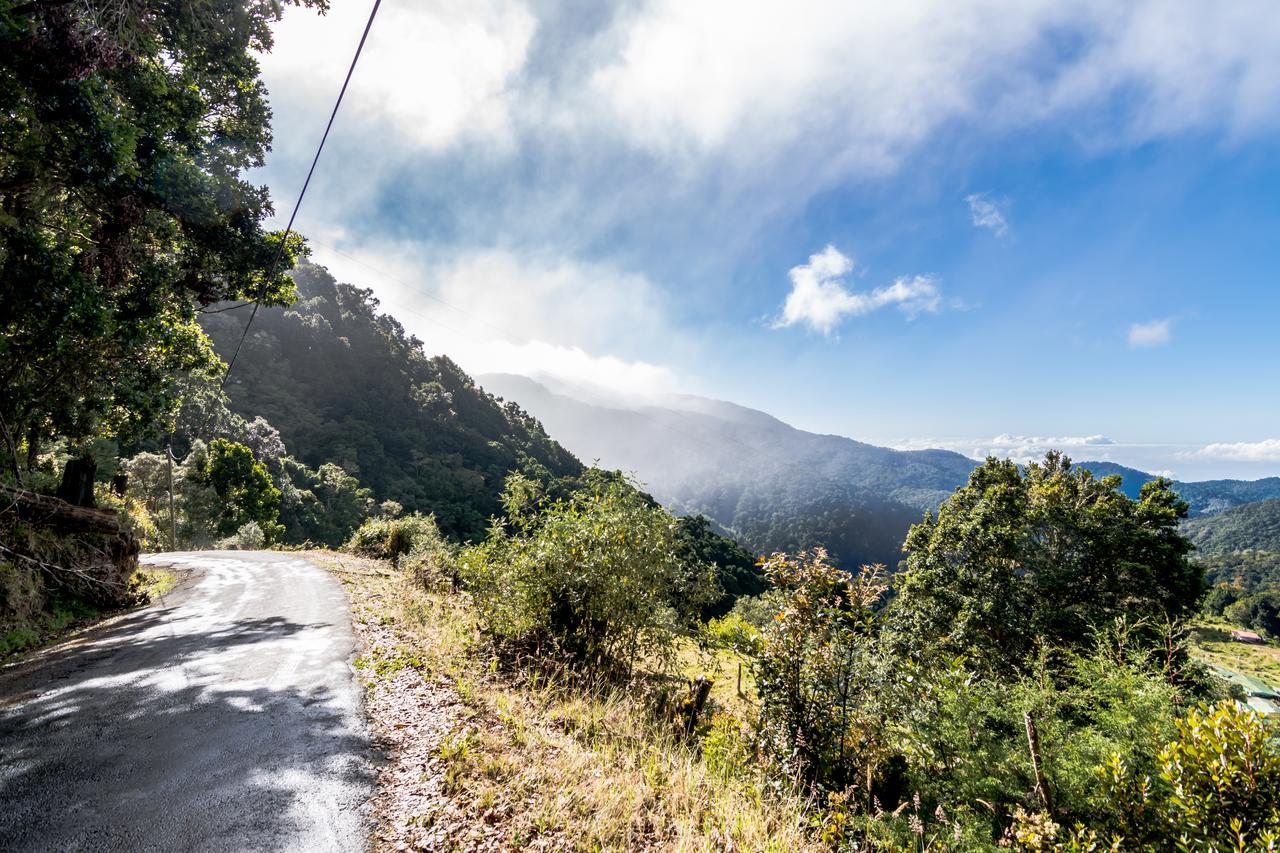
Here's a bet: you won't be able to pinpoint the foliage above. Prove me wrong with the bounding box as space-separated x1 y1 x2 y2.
279 459 372 547
0 0 321 466
752 548 893 789
892 453 1205 675
1156 700 1280 848
1224 589 1280 638
217 521 266 550
347 512 442 561
1200 549 1280 598
1184 497 1280 554
457 471 712 679
673 514 768 618
201 261 583 542
191 439 281 542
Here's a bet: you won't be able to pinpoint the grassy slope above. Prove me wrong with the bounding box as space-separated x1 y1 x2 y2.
1190 618 1280 687
0 566 176 661
316 551 818 852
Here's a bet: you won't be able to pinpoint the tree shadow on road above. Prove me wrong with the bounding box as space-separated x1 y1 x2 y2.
0 611 375 852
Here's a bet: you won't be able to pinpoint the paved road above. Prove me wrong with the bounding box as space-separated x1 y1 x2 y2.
0 551 373 852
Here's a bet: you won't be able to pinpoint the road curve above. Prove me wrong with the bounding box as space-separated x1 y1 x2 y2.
0 551 373 852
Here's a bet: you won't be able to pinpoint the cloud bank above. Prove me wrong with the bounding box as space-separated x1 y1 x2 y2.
1193 439 1280 462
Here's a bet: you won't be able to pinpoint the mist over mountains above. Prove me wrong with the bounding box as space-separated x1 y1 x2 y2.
479 373 974 568
480 374 1280 569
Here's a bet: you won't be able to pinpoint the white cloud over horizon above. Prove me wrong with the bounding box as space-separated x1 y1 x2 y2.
1192 439 1280 462
1128 318 1173 348
262 0 1280 190
774 246 940 335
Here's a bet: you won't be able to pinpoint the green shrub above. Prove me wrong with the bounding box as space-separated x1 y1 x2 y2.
752 549 894 790
457 471 712 680
217 521 266 550
1158 700 1280 847
346 512 446 564
397 517 454 589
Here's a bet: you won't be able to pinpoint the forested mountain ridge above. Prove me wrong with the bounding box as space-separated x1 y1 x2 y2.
201 263 583 541
1076 461 1280 516
1183 497 1280 555
478 373 977 569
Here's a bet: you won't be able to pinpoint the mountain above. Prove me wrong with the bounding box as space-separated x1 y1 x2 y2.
1181 498 1280 595
1075 462 1280 516
202 263 583 541
1183 498 1280 556
477 373 977 568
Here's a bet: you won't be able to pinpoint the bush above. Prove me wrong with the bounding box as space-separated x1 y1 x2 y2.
217 521 266 550
752 549 893 789
397 518 454 589
346 512 445 565
457 471 711 680
1158 701 1280 847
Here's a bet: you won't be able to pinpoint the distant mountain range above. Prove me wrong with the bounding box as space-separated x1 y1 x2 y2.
478 374 975 568
1067 461 1280 516
480 374 1280 568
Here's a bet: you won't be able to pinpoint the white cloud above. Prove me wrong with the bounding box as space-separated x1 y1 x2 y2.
263 0 1280 174
261 0 535 151
304 241 685 396
774 246 940 335
1128 318 1172 348
586 0 1280 174
1193 439 1280 462
966 193 1008 236
896 434 1119 465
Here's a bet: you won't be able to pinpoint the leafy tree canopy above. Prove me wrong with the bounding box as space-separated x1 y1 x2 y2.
890 452 1205 674
192 438 281 540
0 0 320 467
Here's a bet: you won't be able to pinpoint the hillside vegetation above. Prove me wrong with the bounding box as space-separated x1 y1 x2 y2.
340 452 1280 851
1187 497 1280 638
202 264 584 541
1183 496 1280 555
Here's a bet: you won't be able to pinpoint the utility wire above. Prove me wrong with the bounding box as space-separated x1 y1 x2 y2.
222 0 383 388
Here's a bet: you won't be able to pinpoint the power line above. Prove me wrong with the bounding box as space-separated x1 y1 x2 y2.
222 0 383 388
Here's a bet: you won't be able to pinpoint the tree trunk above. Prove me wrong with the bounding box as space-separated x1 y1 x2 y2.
57 454 97 507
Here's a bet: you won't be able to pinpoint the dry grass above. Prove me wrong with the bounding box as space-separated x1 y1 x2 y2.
312 550 821 852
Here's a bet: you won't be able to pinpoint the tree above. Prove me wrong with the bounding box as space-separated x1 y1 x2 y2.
457 470 711 679
280 458 372 547
1225 589 1280 638
891 453 1204 674
193 439 281 541
0 0 321 476
752 549 894 791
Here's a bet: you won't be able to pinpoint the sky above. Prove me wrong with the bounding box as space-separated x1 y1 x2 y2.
250 0 1280 481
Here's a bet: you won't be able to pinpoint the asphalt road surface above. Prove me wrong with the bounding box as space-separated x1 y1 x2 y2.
0 551 373 852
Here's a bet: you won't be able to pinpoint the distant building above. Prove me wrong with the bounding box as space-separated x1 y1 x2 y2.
1231 629 1265 644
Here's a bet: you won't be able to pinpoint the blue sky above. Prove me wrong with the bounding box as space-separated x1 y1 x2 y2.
252 0 1280 480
